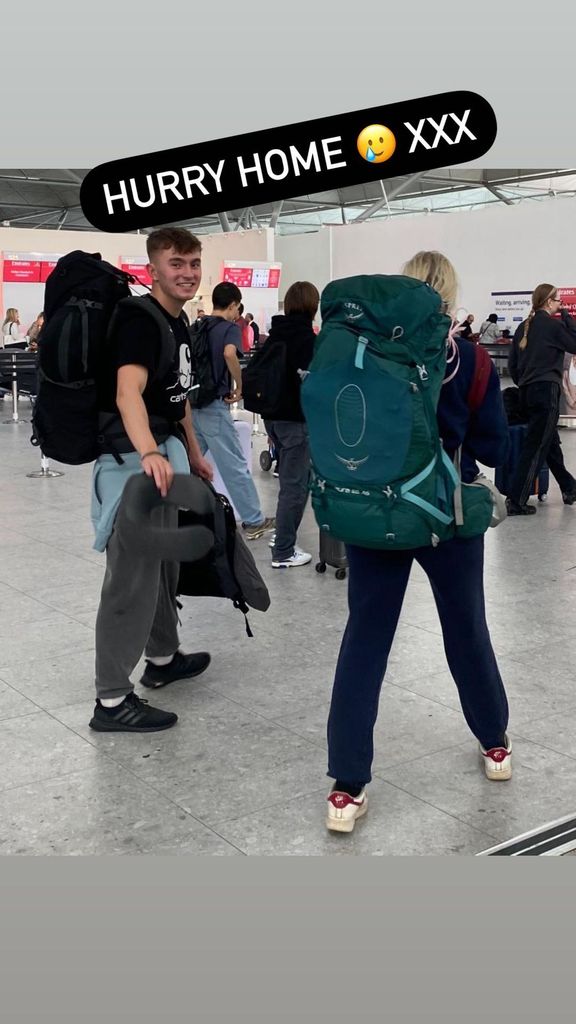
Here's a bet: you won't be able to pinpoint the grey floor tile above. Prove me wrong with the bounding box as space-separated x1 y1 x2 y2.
514 709 576 759
215 777 494 856
0 615 94 669
0 678 40 721
378 737 576 843
51 692 323 822
0 762 240 856
0 649 96 708
0 712 100 792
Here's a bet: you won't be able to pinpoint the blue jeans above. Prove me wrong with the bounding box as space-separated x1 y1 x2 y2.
327 536 509 785
264 419 310 560
191 400 263 526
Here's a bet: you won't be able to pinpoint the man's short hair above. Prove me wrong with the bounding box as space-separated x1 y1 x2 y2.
212 281 242 309
146 227 202 260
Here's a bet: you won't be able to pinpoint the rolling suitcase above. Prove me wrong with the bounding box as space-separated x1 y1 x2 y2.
495 424 549 501
315 529 348 580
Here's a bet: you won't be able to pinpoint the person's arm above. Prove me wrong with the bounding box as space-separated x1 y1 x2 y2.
556 311 576 354
223 343 243 403
508 330 519 385
465 361 510 468
180 401 213 480
116 364 174 497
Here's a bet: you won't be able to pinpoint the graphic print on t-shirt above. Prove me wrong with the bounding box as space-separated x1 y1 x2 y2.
167 340 192 394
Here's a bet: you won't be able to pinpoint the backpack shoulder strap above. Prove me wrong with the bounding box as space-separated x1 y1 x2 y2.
111 294 177 381
467 343 492 413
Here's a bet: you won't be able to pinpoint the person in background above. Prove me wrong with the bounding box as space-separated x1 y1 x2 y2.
236 303 253 353
245 313 260 345
325 251 511 835
191 282 275 540
507 283 576 515
263 281 319 569
195 308 206 324
458 313 475 339
479 313 500 343
2 308 21 346
27 312 45 345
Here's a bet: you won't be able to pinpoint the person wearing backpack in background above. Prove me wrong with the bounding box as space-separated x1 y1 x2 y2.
190 282 275 541
89 228 214 735
479 313 500 343
506 283 576 515
262 281 319 568
316 252 511 834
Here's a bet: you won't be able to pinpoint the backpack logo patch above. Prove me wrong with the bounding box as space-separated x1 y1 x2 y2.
344 302 364 321
335 454 369 472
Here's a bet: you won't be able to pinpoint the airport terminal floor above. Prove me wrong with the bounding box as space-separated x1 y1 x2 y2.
2 400 576 856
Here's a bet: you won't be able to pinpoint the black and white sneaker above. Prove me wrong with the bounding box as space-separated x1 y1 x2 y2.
140 650 211 689
89 692 178 733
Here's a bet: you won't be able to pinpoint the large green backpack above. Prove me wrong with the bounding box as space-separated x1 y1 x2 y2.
300 274 462 550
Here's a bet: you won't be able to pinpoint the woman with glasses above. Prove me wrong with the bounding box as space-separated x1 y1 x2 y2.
507 284 576 515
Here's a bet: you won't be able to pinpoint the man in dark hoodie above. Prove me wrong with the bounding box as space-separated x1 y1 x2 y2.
263 281 319 568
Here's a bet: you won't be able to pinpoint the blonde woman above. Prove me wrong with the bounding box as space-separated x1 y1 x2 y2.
2 308 21 345
507 284 576 514
326 252 511 834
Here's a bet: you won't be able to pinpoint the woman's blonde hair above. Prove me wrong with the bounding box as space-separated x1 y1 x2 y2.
518 283 557 350
402 251 458 313
2 307 19 327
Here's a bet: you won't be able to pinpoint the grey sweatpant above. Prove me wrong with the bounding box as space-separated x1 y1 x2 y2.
94 504 180 700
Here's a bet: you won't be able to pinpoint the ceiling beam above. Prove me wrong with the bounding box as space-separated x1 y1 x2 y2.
218 212 232 232
269 201 283 229
353 172 423 222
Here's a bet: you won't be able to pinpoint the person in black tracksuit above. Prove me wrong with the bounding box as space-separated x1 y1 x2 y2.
325 252 512 835
507 283 576 515
263 281 319 568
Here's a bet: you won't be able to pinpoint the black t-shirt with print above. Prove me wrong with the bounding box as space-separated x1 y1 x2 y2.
99 296 192 422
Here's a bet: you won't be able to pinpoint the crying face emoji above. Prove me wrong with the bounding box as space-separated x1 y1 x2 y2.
357 124 396 164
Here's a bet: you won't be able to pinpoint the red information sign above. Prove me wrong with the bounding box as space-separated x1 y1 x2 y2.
223 266 253 288
120 262 152 285
40 260 59 283
559 288 576 316
268 268 281 289
3 259 42 283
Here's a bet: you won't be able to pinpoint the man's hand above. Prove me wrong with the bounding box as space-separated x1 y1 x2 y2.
224 387 242 404
190 453 214 481
141 453 174 497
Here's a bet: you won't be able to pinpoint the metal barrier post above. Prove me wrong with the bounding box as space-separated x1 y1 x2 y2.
26 452 64 479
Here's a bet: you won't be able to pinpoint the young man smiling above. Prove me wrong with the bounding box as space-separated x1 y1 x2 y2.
90 227 214 733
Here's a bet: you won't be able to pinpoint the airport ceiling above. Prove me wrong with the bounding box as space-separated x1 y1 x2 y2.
1 168 576 236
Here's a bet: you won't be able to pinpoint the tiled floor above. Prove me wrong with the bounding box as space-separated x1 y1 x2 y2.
2 398 576 856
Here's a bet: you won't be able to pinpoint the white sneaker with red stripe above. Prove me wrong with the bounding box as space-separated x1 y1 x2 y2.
326 789 368 833
480 735 512 780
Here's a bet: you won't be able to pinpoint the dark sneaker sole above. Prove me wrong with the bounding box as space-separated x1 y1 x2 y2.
140 653 211 689
89 716 178 733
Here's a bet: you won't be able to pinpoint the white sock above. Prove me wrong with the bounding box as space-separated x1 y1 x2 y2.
100 696 126 708
148 653 176 667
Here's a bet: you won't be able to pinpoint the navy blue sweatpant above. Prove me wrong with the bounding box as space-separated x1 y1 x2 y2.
327 535 509 785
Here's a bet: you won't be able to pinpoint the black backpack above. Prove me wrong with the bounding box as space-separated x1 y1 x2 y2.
241 337 288 419
31 251 177 465
116 474 271 636
188 317 219 408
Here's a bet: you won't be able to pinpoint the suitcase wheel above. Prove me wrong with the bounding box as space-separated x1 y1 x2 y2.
315 561 327 574
335 568 347 581
259 450 272 472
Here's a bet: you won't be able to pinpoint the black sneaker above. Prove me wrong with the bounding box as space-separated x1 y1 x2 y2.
562 490 576 505
140 649 211 689
89 692 178 733
506 498 536 516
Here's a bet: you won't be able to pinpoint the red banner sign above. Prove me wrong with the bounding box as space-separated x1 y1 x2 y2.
40 260 59 283
223 266 254 288
268 268 281 289
3 259 42 283
120 262 152 285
